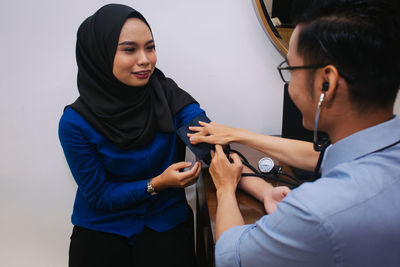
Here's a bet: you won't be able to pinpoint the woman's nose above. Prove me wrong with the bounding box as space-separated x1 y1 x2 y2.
137 50 150 66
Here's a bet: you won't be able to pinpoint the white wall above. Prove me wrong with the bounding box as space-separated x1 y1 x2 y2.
0 1 284 266
1 1 399 266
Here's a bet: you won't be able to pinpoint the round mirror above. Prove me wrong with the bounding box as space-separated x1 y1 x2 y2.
252 0 296 56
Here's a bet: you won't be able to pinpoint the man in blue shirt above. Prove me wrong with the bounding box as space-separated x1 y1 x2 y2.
188 0 400 266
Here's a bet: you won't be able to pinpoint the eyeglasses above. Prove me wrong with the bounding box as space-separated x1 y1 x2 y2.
277 61 327 83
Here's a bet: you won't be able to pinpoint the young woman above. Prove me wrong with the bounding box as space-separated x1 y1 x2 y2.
59 4 203 266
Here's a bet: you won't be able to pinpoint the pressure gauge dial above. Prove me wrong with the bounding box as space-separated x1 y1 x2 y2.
258 157 275 173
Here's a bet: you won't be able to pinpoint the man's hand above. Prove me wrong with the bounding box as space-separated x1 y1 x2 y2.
188 121 237 145
209 145 243 195
209 145 245 241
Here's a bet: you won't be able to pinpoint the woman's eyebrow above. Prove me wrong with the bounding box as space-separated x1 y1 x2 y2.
118 40 154 46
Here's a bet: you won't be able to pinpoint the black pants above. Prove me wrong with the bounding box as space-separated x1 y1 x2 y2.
69 210 196 267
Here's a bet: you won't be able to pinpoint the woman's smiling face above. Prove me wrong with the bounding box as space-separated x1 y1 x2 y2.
112 18 157 87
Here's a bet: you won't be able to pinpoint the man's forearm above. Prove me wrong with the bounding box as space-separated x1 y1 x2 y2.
231 128 319 171
215 189 245 241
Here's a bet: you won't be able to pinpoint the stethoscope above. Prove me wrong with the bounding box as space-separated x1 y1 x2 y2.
221 82 332 188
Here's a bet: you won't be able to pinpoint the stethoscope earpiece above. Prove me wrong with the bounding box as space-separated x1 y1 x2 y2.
314 82 329 151
322 82 329 92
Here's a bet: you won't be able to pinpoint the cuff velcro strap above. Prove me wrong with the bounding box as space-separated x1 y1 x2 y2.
176 115 214 165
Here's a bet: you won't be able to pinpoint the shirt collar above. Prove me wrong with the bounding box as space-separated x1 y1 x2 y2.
321 115 400 174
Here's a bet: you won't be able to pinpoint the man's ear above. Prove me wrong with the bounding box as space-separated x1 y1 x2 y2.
319 65 340 106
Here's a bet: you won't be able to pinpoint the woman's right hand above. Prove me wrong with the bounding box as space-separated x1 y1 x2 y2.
151 161 202 191
187 121 237 145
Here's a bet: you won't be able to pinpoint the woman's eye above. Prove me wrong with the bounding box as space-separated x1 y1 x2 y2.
146 45 156 51
123 47 135 53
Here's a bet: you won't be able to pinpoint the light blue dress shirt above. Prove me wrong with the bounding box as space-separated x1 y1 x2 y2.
215 116 400 267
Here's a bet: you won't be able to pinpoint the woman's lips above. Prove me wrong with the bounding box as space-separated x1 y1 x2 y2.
132 70 151 79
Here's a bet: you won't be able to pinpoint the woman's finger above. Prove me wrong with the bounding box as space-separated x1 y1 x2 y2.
171 161 193 170
179 161 201 178
180 164 202 186
190 161 202 176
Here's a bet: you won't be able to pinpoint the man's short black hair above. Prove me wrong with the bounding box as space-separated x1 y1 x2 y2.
293 0 400 111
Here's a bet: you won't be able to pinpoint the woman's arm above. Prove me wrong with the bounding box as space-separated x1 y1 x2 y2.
59 118 201 211
59 119 149 211
189 121 319 171
238 166 290 214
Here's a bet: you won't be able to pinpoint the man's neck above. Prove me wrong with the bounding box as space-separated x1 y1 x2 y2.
326 107 394 144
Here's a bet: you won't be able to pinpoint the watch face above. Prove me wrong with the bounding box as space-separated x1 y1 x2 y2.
258 157 274 173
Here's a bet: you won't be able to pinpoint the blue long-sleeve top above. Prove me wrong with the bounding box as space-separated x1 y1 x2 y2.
58 103 205 240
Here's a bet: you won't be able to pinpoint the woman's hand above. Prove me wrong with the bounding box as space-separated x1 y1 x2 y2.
263 186 290 214
188 121 238 145
209 145 243 195
151 161 202 191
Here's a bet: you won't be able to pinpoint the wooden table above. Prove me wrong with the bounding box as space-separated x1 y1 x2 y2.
195 143 295 267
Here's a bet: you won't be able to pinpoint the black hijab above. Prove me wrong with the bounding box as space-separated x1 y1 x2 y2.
68 4 197 150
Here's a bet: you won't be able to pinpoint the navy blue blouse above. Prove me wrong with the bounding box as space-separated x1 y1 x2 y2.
59 103 205 240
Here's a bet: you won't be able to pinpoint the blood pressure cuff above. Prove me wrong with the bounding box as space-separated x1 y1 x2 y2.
176 115 213 165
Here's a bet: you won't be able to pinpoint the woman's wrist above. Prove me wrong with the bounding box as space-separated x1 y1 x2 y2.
261 186 274 203
150 175 164 192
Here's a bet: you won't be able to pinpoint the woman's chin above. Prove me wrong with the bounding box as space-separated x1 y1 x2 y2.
127 78 150 87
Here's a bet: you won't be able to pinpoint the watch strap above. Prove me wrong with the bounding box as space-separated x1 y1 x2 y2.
146 179 157 195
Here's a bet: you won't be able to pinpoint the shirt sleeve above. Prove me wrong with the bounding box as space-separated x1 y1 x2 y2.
59 117 150 211
175 102 206 129
215 191 335 267
214 225 253 267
